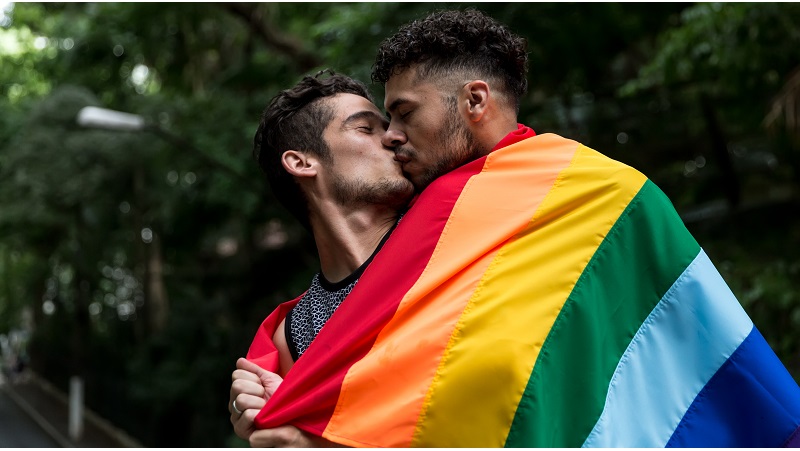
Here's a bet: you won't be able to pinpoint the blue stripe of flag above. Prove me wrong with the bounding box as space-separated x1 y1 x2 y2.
582 249 752 447
667 326 800 447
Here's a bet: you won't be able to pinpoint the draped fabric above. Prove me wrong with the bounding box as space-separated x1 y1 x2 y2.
247 133 800 447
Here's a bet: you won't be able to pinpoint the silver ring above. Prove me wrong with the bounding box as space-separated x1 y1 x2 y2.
232 399 244 416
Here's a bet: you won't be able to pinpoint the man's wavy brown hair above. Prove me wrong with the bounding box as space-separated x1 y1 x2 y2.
253 70 373 230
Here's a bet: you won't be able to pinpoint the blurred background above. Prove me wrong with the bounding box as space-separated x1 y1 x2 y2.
0 2 798 447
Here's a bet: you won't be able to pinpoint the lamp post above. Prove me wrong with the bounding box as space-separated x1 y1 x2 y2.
76 106 263 195
76 105 267 329
76 106 146 131
77 105 166 334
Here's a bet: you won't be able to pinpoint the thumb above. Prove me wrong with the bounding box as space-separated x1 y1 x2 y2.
237 357 266 373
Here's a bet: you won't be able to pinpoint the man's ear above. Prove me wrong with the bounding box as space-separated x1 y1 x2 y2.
281 150 318 178
461 80 490 122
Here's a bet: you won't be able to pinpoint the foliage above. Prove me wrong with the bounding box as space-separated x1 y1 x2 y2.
0 2 798 446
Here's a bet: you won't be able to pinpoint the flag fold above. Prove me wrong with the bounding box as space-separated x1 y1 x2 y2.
247 133 800 447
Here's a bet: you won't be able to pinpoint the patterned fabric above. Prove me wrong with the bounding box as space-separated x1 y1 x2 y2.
285 216 401 361
247 131 800 447
286 274 356 360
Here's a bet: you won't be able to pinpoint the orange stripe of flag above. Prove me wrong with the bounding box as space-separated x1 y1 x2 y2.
323 134 580 446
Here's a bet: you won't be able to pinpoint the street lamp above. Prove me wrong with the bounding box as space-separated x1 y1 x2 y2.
76 106 146 132
76 106 263 195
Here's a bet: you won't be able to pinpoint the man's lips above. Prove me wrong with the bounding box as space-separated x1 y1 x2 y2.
393 149 412 164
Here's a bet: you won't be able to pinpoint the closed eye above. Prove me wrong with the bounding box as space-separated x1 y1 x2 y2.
343 110 387 133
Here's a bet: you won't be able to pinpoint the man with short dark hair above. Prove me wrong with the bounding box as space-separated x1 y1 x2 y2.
228 69 412 446
240 8 800 448
374 8 528 193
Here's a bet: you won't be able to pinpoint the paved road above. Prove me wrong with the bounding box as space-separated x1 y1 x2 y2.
0 387 60 447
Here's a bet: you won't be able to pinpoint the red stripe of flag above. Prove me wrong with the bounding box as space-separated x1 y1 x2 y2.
253 155 488 434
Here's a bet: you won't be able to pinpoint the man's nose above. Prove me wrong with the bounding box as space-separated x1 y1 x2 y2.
382 127 407 149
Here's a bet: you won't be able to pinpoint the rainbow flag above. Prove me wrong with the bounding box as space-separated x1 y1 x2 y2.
247 133 800 447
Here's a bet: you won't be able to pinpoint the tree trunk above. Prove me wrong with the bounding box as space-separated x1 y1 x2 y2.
700 93 741 209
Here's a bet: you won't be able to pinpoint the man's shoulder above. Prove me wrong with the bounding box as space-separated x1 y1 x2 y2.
496 132 650 195
515 132 597 154
258 294 305 327
518 133 641 169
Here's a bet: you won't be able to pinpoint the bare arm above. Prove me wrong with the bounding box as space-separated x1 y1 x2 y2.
272 318 295 377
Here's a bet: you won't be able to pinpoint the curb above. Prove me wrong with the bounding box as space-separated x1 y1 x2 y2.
2 382 73 448
29 372 143 448
4 371 143 448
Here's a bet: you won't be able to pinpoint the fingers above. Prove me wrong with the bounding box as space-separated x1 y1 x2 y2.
231 377 266 399
231 393 266 413
235 358 283 398
231 367 261 384
230 359 268 408
232 406 260 440
229 357 287 442
258 372 283 399
229 391 266 441
231 359 263 390
236 356 263 372
249 426 344 448
229 378 266 417
249 426 298 448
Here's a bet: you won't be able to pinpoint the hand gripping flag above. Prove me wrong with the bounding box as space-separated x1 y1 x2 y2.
247 132 800 447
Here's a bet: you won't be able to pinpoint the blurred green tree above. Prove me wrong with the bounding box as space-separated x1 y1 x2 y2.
0 2 797 446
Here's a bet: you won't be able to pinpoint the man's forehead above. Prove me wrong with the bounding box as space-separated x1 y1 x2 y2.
330 93 381 117
384 68 445 111
384 69 418 106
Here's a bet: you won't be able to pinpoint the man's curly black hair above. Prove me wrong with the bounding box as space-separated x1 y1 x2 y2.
371 8 528 112
253 69 373 230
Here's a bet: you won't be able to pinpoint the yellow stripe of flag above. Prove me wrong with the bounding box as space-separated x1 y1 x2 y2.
412 145 647 446
325 134 579 446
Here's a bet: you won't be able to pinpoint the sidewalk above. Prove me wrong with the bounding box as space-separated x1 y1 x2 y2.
2 370 143 448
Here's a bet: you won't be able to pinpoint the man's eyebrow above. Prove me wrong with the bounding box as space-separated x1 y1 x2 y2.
386 98 409 114
341 110 387 128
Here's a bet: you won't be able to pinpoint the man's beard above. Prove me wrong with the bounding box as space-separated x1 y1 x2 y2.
410 99 486 192
331 175 414 211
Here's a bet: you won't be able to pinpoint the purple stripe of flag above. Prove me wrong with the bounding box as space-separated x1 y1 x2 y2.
667 326 800 447
786 425 800 448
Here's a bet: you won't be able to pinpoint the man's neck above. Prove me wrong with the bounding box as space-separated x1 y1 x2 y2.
475 115 520 156
310 204 399 283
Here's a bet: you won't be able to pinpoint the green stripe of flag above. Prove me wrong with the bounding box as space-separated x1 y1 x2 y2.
505 180 701 447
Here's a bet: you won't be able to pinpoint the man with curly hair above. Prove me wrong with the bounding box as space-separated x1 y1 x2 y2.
240 8 800 448
373 8 529 193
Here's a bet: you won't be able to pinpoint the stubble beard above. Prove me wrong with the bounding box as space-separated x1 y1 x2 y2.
332 175 414 211
411 107 486 193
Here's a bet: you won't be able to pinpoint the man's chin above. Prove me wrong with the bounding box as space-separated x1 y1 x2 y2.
382 179 416 209
407 171 436 194
401 181 416 203
399 170 423 192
